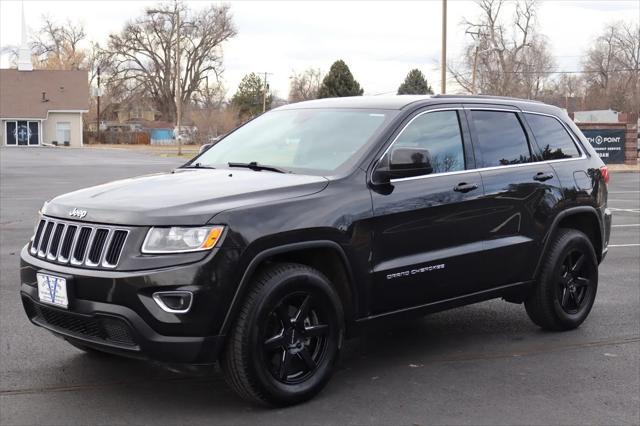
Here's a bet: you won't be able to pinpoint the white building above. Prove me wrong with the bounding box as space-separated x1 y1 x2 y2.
0 5 88 147
573 109 619 123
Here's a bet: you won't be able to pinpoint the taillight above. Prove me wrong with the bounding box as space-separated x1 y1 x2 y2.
600 165 610 185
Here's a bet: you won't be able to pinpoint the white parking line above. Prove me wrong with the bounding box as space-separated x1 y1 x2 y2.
608 244 640 248
609 208 640 213
612 224 640 227
609 199 640 203
609 191 640 194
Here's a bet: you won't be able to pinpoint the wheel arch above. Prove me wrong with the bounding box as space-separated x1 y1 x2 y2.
535 206 603 280
219 241 358 339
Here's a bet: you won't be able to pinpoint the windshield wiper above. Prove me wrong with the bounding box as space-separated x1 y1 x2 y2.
228 162 288 173
181 163 216 169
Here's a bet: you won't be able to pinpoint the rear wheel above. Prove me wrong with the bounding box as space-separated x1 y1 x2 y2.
221 263 344 406
525 228 598 331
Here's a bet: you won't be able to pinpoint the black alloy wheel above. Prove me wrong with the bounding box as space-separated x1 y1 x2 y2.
556 249 595 315
261 292 331 384
221 263 344 406
525 228 598 331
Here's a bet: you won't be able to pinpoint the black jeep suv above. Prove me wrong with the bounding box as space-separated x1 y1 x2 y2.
20 95 611 406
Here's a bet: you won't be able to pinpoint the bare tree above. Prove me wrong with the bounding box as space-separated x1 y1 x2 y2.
104 1 236 122
546 73 585 111
30 16 88 70
449 0 555 98
86 42 113 88
192 78 227 109
583 22 639 113
288 68 323 103
190 105 239 144
583 26 618 95
555 74 583 99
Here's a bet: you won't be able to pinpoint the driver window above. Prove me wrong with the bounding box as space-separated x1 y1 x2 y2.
384 110 465 174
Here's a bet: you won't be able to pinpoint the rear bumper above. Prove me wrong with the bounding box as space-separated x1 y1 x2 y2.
602 207 612 261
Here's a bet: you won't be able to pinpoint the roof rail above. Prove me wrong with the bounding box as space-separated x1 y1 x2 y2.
432 94 543 104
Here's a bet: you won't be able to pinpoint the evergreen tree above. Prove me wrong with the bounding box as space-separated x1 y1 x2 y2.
231 73 272 119
397 69 434 95
318 60 364 98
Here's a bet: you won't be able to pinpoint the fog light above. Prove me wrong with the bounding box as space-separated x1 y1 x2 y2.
152 291 193 314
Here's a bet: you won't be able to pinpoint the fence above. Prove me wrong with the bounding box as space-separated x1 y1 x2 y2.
84 131 150 145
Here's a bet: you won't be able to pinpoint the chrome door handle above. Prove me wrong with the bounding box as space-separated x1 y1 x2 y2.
533 172 554 182
454 182 479 193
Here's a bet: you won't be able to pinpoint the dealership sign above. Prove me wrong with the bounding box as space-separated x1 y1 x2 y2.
582 129 625 164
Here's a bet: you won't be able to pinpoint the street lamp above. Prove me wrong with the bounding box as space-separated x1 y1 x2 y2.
147 6 183 156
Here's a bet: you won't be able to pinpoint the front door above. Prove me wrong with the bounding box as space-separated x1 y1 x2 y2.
5 121 39 146
369 107 486 314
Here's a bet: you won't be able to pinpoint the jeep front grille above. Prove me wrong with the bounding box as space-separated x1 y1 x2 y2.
30 217 129 269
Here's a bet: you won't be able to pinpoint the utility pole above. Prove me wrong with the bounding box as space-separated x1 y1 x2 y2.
262 72 270 113
440 0 447 94
471 44 479 95
467 30 495 95
175 2 182 156
96 66 101 143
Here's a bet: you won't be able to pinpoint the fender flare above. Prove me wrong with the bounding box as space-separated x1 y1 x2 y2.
218 240 357 337
533 205 603 279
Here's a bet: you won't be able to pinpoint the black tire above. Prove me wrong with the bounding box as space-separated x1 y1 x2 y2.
221 262 344 406
525 228 598 331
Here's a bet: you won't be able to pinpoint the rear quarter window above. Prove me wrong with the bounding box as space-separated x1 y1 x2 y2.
525 113 580 160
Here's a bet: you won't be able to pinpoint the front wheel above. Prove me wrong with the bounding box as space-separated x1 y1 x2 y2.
221 263 344 406
525 228 598 331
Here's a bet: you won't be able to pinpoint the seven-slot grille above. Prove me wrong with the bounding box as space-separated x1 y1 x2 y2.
30 217 129 268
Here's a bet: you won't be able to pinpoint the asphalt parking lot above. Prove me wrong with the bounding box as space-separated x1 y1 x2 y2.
1 147 638 425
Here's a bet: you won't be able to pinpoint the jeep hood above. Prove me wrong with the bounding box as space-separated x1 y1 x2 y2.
42 169 329 226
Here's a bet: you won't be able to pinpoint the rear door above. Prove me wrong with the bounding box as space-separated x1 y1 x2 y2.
464 106 563 289
369 106 486 314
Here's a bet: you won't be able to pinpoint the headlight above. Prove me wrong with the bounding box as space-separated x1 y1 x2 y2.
142 226 224 254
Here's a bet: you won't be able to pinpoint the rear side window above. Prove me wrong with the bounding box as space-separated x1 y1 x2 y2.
387 110 465 174
525 113 580 160
470 110 531 167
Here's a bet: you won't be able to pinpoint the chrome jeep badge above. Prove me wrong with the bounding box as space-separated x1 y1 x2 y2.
69 208 87 219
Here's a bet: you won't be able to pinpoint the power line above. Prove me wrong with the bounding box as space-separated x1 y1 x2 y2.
456 68 638 76
514 68 639 75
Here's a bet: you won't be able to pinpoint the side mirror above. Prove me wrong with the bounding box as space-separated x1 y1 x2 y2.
373 147 432 183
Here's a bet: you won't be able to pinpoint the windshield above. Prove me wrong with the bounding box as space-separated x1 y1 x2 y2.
193 108 397 174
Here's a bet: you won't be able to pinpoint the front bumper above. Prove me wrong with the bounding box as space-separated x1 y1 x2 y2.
19 246 234 364
21 290 222 363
